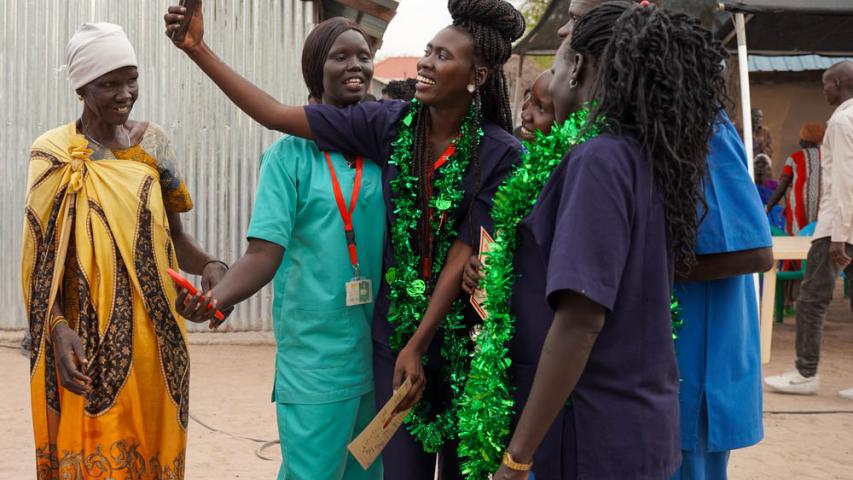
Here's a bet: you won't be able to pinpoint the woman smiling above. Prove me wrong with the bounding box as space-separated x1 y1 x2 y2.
22 22 224 478
165 0 525 477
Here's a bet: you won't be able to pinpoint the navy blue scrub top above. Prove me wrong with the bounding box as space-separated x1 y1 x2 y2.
305 100 522 348
511 134 681 479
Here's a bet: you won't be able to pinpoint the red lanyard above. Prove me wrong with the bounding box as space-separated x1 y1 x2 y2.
325 152 363 274
422 141 459 279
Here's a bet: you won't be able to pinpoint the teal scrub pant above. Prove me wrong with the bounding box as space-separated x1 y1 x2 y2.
277 391 382 480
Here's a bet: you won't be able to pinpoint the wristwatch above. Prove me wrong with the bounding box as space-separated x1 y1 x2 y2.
502 451 533 472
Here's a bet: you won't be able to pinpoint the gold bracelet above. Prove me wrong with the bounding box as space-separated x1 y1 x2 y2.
49 316 68 333
502 451 533 472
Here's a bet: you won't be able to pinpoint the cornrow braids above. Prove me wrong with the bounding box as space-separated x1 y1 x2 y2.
301 17 372 101
571 1 728 270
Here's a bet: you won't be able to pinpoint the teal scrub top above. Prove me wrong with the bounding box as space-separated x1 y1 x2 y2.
674 113 772 452
247 135 386 404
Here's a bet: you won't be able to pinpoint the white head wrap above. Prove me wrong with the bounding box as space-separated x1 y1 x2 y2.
63 23 138 90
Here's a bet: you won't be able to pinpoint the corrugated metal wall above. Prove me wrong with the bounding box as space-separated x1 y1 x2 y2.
0 0 315 331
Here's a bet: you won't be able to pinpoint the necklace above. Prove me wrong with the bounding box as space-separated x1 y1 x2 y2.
386 99 480 452
79 120 132 150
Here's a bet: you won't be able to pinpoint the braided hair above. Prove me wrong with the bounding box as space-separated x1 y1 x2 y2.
301 17 372 102
570 1 728 269
410 0 524 269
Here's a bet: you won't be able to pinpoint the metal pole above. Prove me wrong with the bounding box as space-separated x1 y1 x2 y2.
737 13 754 173
735 12 770 363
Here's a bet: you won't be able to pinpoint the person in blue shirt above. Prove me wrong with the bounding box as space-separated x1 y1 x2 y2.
671 113 774 480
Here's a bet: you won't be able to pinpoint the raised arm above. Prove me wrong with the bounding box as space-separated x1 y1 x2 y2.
164 2 311 137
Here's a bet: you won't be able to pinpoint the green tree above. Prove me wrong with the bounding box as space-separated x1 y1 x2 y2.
519 0 551 30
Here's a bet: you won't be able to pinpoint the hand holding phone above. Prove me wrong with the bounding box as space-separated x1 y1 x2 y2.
169 0 200 43
168 268 225 321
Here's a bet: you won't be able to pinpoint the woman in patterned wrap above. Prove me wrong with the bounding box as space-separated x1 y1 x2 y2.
21 23 226 479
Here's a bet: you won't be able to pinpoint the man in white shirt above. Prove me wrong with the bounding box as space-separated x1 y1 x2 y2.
765 61 853 399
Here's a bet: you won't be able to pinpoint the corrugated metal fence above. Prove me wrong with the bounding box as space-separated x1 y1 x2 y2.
0 0 315 331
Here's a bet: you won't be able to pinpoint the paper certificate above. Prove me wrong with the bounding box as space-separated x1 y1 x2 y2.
347 377 413 470
470 227 495 321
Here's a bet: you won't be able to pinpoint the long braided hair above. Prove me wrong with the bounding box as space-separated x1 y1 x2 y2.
410 0 524 269
571 1 728 269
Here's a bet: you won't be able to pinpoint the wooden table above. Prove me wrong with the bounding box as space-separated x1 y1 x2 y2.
760 236 813 364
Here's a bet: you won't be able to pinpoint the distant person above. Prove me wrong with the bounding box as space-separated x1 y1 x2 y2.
766 122 827 235
380 78 416 102
752 107 774 158
516 71 554 143
754 153 778 203
755 153 784 231
765 61 853 401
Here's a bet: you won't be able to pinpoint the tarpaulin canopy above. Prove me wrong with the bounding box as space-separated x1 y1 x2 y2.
720 0 853 15
718 0 853 55
514 0 853 56
513 0 570 56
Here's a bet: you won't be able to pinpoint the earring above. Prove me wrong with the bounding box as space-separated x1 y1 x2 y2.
78 95 83 101
569 79 579 89
467 83 476 93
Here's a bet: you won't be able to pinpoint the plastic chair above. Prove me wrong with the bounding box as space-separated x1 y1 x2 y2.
773 222 817 323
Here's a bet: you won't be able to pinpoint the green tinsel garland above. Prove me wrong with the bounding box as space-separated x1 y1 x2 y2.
456 109 602 478
385 99 482 452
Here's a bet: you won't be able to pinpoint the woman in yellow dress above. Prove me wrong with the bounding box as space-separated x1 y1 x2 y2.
22 23 226 479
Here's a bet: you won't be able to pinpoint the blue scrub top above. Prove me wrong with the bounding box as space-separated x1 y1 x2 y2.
514 134 681 479
674 113 772 452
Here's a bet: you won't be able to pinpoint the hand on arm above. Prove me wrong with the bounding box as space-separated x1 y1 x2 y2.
164 2 311 136
174 238 283 328
493 290 605 479
393 239 473 413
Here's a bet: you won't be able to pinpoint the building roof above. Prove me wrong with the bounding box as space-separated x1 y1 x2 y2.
373 56 420 83
749 55 853 73
317 0 399 49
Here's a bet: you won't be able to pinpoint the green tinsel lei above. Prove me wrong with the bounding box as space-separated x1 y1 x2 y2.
385 99 482 452
456 109 602 478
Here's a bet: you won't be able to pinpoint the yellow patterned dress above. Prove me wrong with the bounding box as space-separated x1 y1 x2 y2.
22 122 194 480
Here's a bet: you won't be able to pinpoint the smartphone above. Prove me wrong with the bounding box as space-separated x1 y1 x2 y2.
170 0 199 42
167 268 226 321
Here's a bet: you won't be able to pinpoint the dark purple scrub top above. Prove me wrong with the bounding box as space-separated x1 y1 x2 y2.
511 134 680 479
305 100 522 348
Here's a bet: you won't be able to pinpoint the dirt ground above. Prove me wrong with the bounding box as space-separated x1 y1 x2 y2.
1 293 852 479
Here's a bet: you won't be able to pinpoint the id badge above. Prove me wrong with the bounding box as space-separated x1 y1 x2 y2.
346 277 373 306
